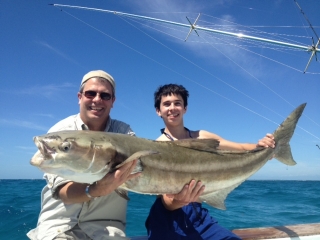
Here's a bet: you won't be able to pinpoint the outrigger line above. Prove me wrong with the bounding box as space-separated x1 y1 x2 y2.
294 0 319 73
51 3 319 73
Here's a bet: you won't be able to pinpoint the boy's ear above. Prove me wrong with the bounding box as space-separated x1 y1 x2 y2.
156 108 161 117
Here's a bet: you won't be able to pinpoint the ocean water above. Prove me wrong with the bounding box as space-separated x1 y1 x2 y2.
0 180 319 239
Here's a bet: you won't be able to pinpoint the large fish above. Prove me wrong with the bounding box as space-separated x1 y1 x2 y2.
30 103 306 209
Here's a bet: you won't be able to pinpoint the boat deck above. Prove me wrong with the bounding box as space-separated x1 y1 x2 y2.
130 223 320 240
232 223 320 240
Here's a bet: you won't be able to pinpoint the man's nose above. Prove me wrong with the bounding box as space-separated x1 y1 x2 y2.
93 93 102 102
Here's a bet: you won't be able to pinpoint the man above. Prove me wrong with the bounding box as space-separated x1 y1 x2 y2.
146 84 275 240
27 70 140 240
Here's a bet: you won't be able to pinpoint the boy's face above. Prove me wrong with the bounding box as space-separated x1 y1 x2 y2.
156 94 187 125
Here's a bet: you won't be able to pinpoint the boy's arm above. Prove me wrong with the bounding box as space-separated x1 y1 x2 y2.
200 131 275 151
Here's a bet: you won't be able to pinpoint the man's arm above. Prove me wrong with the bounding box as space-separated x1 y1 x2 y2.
59 159 140 204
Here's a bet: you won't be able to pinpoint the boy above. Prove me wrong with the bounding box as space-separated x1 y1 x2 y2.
146 84 275 240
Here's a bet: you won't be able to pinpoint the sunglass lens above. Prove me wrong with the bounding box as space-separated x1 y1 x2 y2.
100 93 112 101
83 91 112 100
84 91 97 98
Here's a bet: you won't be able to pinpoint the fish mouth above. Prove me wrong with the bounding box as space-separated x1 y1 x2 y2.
30 137 55 169
34 137 56 159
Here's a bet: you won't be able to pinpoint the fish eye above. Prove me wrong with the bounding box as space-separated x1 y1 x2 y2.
60 142 71 152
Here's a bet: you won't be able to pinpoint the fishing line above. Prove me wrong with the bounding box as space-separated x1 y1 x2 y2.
123 15 320 132
122 14 320 131
210 27 312 40
199 11 319 75
117 15 287 122
294 0 319 40
194 32 320 140
61 9 282 125
202 25 320 29
132 14 309 51
199 32 300 104
201 33 303 74
57 10 190 74
195 28 320 131
135 18 309 54
134 13 319 75
53 6 319 140
206 34 307 59
199 13 309 49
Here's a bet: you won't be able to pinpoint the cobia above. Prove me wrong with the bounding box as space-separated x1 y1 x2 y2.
30 103 306 209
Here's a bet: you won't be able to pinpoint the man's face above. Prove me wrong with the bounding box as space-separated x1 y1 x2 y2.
156 94 186 125
78 78 115 130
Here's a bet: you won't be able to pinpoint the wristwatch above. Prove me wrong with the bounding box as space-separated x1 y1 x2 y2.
85 185 95 199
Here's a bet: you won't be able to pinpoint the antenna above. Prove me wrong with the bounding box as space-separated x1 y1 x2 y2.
185 13 201 42
51 4 320 73
294 0 319 73
304 38 320 73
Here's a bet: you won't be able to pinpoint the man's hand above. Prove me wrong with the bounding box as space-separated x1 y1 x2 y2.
162 179 205 211
90 159 140 197
59 159 140 204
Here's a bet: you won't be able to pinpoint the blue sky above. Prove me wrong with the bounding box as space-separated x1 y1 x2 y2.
1 0 319 180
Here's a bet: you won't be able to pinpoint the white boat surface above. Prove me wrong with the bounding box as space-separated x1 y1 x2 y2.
130 223 320 240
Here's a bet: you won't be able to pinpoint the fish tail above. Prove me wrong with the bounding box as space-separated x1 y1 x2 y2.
273 103 306 166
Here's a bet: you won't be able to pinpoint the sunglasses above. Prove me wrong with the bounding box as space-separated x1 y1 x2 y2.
82 90 113 101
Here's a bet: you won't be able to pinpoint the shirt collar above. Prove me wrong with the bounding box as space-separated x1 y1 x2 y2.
75 114 112 132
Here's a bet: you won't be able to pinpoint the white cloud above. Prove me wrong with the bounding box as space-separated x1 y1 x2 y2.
37 41 80 66
15 83 74 99
0 119 48 131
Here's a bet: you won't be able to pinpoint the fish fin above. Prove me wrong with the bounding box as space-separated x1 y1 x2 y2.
115 189 130 201
273 103 306 166
274 145 296 166
200 182 243 210
169 139 220 152
115 150 158 169
131 159 143 174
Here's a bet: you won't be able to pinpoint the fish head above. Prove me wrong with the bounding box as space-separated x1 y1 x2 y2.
30 130 117 183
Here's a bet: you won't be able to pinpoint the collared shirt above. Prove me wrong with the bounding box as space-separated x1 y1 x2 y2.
27 114 135 240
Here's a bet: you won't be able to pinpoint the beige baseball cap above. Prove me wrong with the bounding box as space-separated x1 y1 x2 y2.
80 70 116 93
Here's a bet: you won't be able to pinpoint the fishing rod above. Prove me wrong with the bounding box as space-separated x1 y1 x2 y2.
50 3 319 72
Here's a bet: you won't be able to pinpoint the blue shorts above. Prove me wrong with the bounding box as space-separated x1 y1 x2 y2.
145 198 241 240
